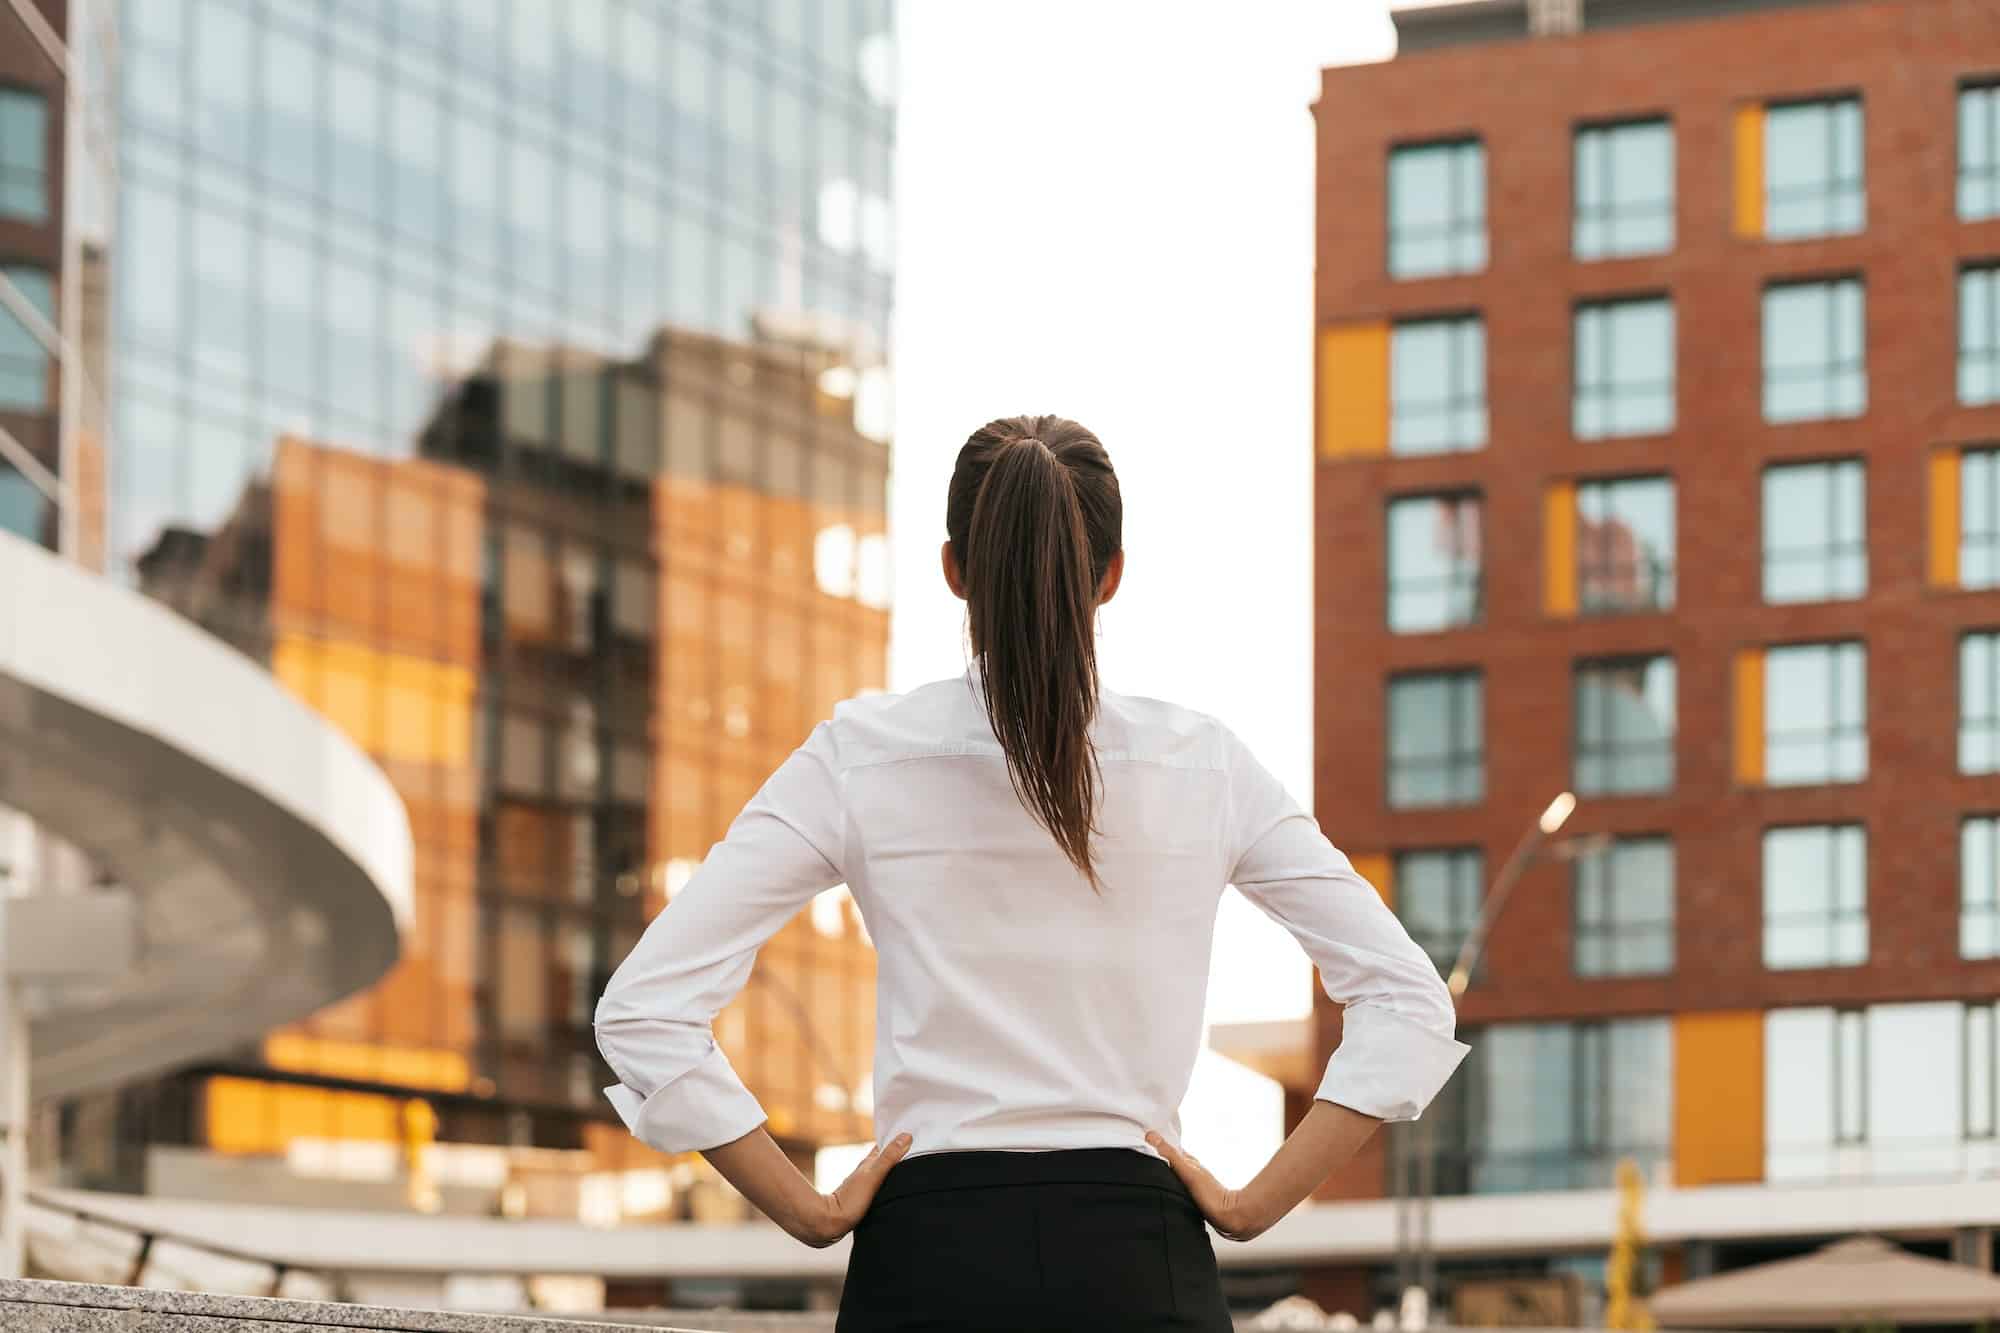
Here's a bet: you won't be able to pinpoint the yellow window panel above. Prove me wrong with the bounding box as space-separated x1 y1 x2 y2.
1931 449 1961 588
1318 323 1390 459
1733 104 1764 238
1734 649 1765 786
1544 483 1577 616
1673 1011 1764 1186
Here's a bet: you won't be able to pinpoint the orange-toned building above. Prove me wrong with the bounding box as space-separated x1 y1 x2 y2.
1284 0 2000 1318
120 322 886 1229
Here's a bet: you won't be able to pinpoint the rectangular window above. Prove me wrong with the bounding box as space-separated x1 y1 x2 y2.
1762 459 1866 604
0 465 44 543
1764 96 1864 239
1390 316 1486 456
1961 82 2000 222
1472 1018 1670 1193
1763 824 1868 969
1395 848 1483 976
1969 1002 1998 1140
1388 140 1486 279
0 87 47 222
1764 278 1866 424
1964 633 2000 776
1387 670 1483 810
1964 817 2000 961
1962 265 2000 408
1966 449 2000 590
1386 493 1481 634
1765 641 1867 785
0 265 53 411
1575 476 1675 615
1574 296 1674 440
1574 119 1674 260
1573 655 1675 796
1574 836 1674 977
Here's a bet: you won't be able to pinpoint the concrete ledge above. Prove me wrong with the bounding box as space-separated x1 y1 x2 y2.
0 1278 712 1332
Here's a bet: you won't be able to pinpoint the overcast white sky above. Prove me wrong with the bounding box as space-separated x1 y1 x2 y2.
884 3 1401 1176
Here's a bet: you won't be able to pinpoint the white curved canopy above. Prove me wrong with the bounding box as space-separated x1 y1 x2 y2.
0 531 410 1099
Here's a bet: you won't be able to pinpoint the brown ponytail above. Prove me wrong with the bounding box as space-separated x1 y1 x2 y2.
946 416 1123 891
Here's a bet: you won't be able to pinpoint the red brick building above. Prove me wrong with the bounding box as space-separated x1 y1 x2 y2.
1295 0 2000 1316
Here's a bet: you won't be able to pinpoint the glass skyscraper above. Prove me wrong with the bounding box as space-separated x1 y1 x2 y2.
85 0 895 1216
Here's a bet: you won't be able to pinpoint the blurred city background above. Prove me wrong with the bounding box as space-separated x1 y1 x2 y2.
2 0 1999 1328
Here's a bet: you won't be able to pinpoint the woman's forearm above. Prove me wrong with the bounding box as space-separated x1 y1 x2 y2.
701 1123 828 1244
1240 1099 1381 1231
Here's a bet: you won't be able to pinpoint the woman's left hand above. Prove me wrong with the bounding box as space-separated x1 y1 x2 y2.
795 1132 913 1247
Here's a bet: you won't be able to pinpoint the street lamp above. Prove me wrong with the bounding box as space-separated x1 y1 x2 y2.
1393 792 1604 1319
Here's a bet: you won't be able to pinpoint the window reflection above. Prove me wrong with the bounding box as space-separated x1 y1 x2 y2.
1386 493 1482 634
1387 670 1484 809
108 0 897 1174
1576 476 1675 615
0 87 49 222
1573 656 1675 796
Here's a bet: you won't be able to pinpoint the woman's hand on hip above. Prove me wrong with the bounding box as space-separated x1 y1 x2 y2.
796 1132 913 1248
1146 1130 1271 1242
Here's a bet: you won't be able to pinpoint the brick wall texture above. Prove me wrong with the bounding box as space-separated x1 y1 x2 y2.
1310 0 2000 1194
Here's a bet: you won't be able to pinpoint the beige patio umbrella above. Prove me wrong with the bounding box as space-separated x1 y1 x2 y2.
1653 1236 2000 1327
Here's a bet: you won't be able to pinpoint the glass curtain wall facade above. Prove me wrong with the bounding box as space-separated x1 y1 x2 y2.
92 0 894 1205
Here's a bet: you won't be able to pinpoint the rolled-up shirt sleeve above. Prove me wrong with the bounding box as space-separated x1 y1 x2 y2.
594 720 847 1154
1220 724 1470 1122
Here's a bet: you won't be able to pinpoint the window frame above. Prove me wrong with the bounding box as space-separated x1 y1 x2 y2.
1573 473 1677 616
1572 115 1675 262
1763 639 1868 787
1762 275 1867 425
1385 489 1484 635
1960 79 2000 223
1962 263 2000 408
1572 653 1676 797
0 263 54 413
1572 834 1676 979
1762 822 1869 971
1966 448 2000 590
1394 846 1486 978
1962 814 2000 962
1760 456 1868 605
1763 93 1866 241
0 84 48 223
1572 293 1676 441
1386 668 1485 811
1389 312 1488 457
1963 631 2000 777
1387 136 1487 280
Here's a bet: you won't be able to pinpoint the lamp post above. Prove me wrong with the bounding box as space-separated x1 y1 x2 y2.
1392 792 1606 1321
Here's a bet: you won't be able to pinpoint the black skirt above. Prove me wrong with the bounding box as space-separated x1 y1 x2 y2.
837 1146 1234 1333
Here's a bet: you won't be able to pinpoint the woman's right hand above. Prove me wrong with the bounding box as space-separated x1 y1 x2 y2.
1145 1131 1272 1242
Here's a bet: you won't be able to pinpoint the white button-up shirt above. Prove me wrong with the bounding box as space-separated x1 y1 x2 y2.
596 668 1469 1158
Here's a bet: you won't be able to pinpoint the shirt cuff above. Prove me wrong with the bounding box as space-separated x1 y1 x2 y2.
1315 1004 1471 1123
602 1043 769 1155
